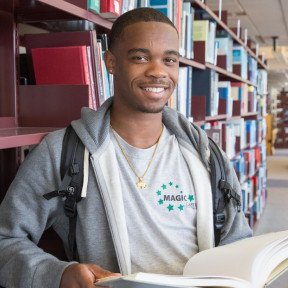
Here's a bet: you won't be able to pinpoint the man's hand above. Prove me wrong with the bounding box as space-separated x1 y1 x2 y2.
60 263 121 288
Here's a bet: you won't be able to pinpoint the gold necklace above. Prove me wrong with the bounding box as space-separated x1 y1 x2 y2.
110 124 164 189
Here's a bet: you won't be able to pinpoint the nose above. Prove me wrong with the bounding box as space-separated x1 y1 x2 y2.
145 60 168 79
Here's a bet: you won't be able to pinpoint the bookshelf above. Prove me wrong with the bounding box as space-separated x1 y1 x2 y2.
191 0 268 70
275 89 288 148
0 0 268 251
205 63 256 87
0 127 56 149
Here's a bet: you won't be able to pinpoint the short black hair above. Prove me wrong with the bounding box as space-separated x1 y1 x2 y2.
108 7 177 50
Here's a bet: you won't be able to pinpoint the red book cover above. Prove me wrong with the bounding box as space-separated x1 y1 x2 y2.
31 46 89 85
24 31 100 108
100 0 122 19
31 45 94 109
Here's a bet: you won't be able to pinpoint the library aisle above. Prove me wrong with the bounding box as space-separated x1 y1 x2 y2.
254 149 288 287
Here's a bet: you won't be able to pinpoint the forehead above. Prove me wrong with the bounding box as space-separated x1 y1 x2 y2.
118 21 179 51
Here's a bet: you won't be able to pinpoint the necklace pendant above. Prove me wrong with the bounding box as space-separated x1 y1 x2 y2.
136 177 147 189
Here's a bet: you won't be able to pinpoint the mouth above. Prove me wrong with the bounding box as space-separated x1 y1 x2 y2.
142 87 166 93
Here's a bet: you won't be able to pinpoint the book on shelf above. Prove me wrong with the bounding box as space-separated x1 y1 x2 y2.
172 66 192 118
192 69 219 117
246 120 257 148
31 46 89 85
121 0 137 14
88 0 100 14
232 45 248 80
257 69 268 95
248 55 258 85
141 0 174 21
95 230 288 288
96 38 112 105
224 122 236 159
215 32 233 72
193 19 217 64
24 30 106 109
181 2 194 59
138 0 184 51
248 85 257 113
100 0 123 19
231 82 248 114
218 81 233 117
31 45 95 109
205 127 222 147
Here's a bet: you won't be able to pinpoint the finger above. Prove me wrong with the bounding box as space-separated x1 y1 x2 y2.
87 264 121 280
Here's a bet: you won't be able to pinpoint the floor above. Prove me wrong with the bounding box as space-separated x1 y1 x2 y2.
254 149 288 287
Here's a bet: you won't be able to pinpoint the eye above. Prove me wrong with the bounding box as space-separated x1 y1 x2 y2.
131 55 148 63
164 57 178 65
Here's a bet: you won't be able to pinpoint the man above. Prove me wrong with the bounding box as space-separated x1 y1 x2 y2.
0 7 252 288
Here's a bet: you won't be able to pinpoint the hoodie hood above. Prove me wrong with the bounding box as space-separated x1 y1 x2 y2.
71 97 210 167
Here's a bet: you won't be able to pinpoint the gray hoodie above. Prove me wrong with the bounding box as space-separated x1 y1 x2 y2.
0 97 252 288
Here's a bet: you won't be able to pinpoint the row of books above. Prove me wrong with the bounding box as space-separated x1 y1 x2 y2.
91 0 263 83
191 69 263 118
232 142 266 183
239 142 267 228
169 67 193 119
166 66 254 121
89 1 195 59
88 0 134 19
22 31 113 110
242 163 267 227
21 30 267 127
275 89 288 148
203 118 267 160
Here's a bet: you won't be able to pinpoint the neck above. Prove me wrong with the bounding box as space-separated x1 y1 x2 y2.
110 103 164 149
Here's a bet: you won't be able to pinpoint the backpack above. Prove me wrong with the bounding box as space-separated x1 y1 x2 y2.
43 125 241 261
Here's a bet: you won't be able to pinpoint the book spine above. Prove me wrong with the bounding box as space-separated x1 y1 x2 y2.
80 46 93 108
97 41 107 105
86 46 97 110
88 0 100 13
91 31 104 108
100 0 122 18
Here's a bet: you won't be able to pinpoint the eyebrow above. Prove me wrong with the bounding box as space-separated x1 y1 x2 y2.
127 48 180 57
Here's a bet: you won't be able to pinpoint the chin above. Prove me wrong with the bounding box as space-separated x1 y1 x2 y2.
137 104 166 114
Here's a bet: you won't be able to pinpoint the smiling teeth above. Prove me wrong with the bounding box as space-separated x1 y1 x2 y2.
144 87 165 93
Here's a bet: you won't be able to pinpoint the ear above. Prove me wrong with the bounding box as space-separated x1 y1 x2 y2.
104 50 116 74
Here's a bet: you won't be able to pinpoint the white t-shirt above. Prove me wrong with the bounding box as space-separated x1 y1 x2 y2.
110 126 198 275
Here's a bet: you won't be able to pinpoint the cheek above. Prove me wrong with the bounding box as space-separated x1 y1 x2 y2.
171 69 179 86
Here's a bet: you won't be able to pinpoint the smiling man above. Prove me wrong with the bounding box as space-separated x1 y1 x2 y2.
0 7 252 288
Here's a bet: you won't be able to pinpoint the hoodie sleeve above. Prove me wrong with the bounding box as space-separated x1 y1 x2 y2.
0 132 73 288
219 153 253 245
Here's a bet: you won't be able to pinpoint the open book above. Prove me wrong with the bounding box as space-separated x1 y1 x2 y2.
95 230 288 288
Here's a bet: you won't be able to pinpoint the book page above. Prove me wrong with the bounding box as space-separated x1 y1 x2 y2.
266 258 288 285
183 230 288 287
96 231 288 288
95 273 252 288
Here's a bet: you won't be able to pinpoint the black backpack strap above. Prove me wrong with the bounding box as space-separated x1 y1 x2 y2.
208 137 241 246
43 125 85 260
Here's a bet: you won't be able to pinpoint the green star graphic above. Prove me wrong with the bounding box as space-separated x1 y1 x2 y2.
178 204 184 211
162 184 167 190
156 190 161 196
167 204 174 211
188 194 194 202
169 181 173 186
175 185 179 188
158 199 164 205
